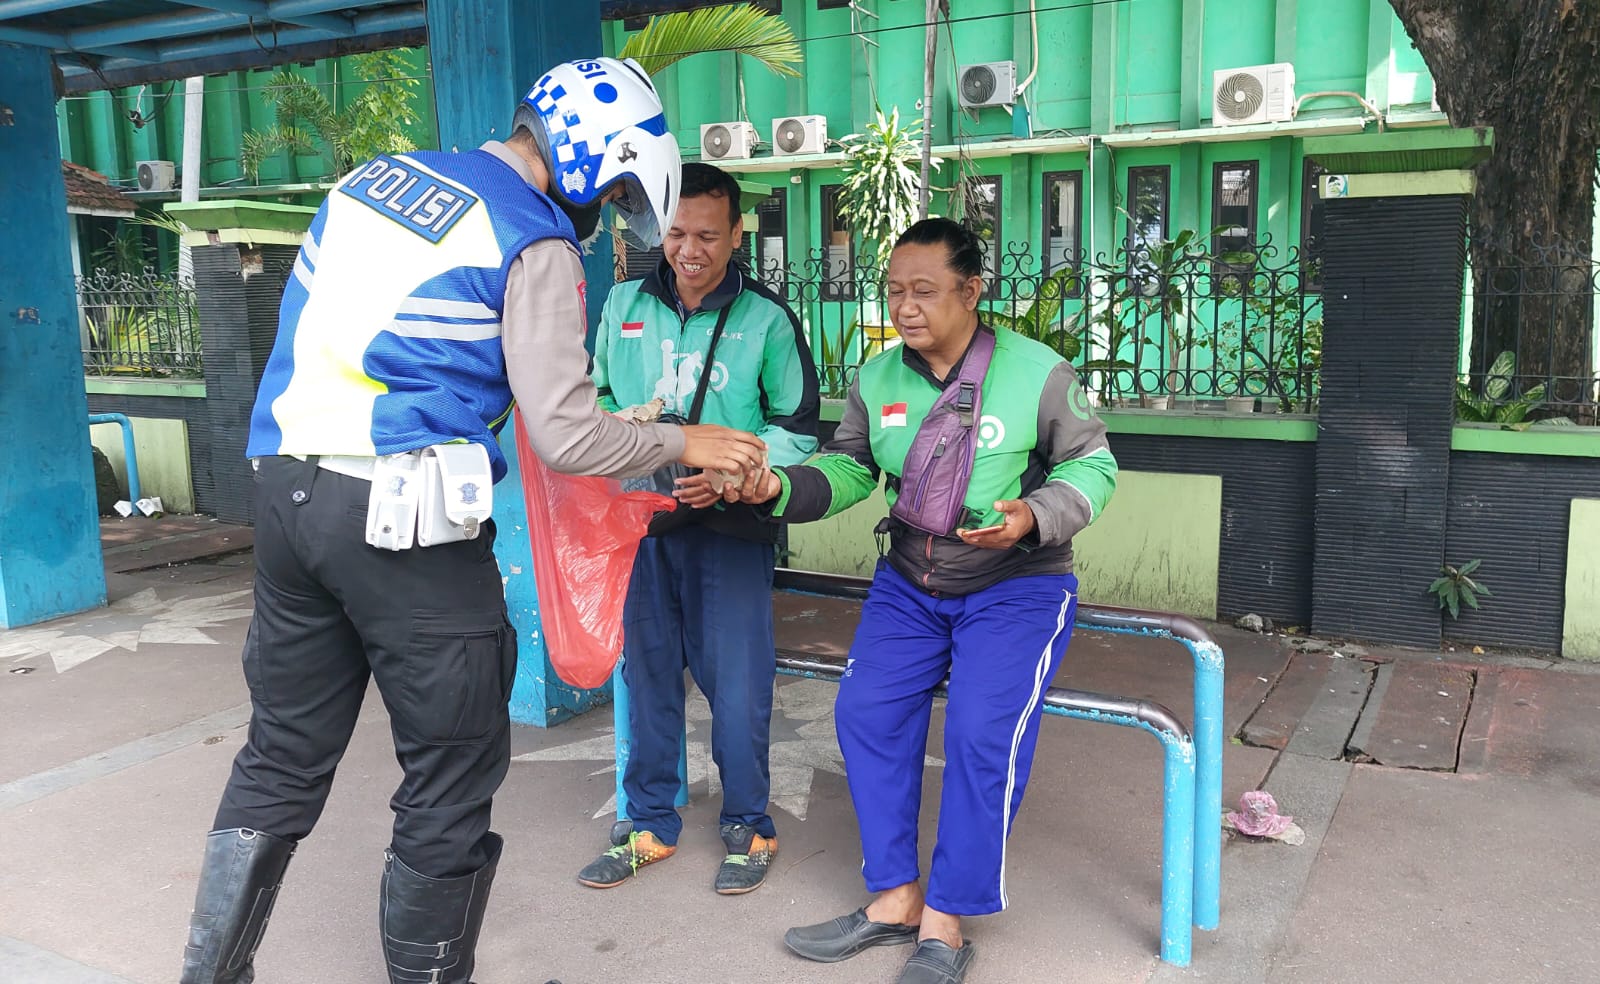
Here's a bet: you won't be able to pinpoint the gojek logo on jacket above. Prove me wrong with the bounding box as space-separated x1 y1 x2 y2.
651 337 729 412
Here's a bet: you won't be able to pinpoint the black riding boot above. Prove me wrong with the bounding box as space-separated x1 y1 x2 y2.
179 828 296 984
380 832 503 984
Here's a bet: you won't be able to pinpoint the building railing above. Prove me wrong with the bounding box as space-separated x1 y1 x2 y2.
78 269 203 379
1460 234 1600 426
758 237 1323 412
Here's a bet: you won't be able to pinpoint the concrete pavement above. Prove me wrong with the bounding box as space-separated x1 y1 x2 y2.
2 524 1598 983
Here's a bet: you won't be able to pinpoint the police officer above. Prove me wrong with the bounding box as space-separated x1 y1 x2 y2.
178 57 769 984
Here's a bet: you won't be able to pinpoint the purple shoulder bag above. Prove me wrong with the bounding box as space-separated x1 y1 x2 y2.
888 328 997 537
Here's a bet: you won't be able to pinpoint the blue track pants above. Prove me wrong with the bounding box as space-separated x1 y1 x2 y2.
836 561 1078 915
621 525 777 846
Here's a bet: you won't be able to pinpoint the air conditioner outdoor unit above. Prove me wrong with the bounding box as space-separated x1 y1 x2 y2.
700 121 758 161
771 114 827 156
1211 63 1296 126
958 61 1016 110
136 159 176 192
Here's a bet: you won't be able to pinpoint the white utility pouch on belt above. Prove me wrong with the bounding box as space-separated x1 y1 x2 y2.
366 453 422 551
415 443 494 547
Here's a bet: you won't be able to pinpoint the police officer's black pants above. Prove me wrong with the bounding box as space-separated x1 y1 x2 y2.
213 456 517 879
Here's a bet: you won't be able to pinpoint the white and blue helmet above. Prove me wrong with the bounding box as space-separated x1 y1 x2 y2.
515 56 681 249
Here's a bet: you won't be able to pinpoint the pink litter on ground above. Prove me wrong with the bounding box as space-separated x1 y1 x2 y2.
1227 790 1295 837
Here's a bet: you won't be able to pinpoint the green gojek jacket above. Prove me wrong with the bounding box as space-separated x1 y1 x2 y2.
592 260 820 542
770 325 1117 596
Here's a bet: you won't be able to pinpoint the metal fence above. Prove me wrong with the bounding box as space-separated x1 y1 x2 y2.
1461 235 1600 425
758 238 1323 412
78 269 203 379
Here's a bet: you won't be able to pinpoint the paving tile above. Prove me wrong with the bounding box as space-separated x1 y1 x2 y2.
1241 651 1337 749
1459 667 1600 792
1347 661 1473 771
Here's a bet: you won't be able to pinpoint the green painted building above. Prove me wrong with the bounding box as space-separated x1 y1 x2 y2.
55 48 438 271
605 0 1448 286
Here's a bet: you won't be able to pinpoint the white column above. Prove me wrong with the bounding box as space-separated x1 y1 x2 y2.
178 76 204 282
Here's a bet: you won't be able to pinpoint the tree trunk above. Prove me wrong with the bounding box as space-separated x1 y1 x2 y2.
1388 0 1600 407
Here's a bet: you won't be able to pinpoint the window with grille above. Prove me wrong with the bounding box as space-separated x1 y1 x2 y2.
1127 166 1170 257
1043 170 1083 276
1212 161 1258 280
820 184 856 301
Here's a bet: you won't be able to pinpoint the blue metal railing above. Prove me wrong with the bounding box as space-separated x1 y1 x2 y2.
607 568 1226 967
88 412 141 507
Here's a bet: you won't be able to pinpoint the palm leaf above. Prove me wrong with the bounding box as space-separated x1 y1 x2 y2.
263 70 335 135
619 3 802 78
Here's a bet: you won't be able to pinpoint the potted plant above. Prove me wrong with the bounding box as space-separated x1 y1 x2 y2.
985 265 1083 360
1456 349 1574 428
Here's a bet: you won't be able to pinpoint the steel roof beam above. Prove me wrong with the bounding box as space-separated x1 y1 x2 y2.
58 0 389 50
0 23 158 61
53 3 422 74
56 24 423 92
0 0 102 23
162 2 356 36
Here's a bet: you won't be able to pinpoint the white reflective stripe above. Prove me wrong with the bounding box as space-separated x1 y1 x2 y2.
997 589 1073 909
292 254 314 290
301 233 320 265
386 318 502 342
395 296 498 320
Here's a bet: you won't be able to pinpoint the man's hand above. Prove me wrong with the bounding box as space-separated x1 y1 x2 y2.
726 469 782 505
673 470 732 509
956 499 1036 550
677 425 768 477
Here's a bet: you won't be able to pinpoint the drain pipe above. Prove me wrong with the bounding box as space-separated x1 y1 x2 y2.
89 413 141 508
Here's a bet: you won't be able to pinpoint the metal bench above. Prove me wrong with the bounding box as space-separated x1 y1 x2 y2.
608 568 1224 967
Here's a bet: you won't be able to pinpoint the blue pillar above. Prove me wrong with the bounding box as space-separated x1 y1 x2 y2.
425 1 613 726
0 45 107 628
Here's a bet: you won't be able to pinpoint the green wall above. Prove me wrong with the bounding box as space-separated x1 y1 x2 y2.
1563 499 1600 662
1073 469 1222 618
56 47 438 191
781 467 1223 620
91 416 196 514
606 0 1442 292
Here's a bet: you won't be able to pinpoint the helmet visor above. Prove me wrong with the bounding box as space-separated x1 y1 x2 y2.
610 173 665 250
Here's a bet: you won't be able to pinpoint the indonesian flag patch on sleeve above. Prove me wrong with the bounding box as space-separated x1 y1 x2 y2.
881 402 909 428
621 321 645 339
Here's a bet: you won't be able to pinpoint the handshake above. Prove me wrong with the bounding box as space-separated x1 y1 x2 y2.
674 442 781 509
616 399 782 508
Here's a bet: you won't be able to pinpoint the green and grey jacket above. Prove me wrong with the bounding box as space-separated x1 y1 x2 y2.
593 259 820 542
770 326 1117 596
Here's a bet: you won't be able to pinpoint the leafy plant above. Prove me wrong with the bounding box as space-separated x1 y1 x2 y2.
1216 289 1323 412
1069 221 1232 402
84 306 157 374
618 2 802 77
92 225 153 276
240 49 422 182
1455 349 1573 428
985 266 1083 360
815 318 862 399
1429 559 1491 619
836 108 934 270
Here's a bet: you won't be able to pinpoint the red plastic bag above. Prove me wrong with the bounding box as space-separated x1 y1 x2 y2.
515 413 675 689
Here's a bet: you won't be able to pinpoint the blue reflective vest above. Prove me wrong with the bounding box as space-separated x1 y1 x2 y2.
247 147 579 481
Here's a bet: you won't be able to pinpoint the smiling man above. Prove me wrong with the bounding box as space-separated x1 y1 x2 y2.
582 161 819 896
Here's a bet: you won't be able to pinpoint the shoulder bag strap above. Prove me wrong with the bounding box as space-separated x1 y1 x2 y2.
686 304 733 424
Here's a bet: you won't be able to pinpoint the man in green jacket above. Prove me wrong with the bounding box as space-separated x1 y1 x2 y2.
577 162 819 895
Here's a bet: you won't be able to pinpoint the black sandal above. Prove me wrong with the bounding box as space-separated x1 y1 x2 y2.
895 938 977 984
783 907 920 963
